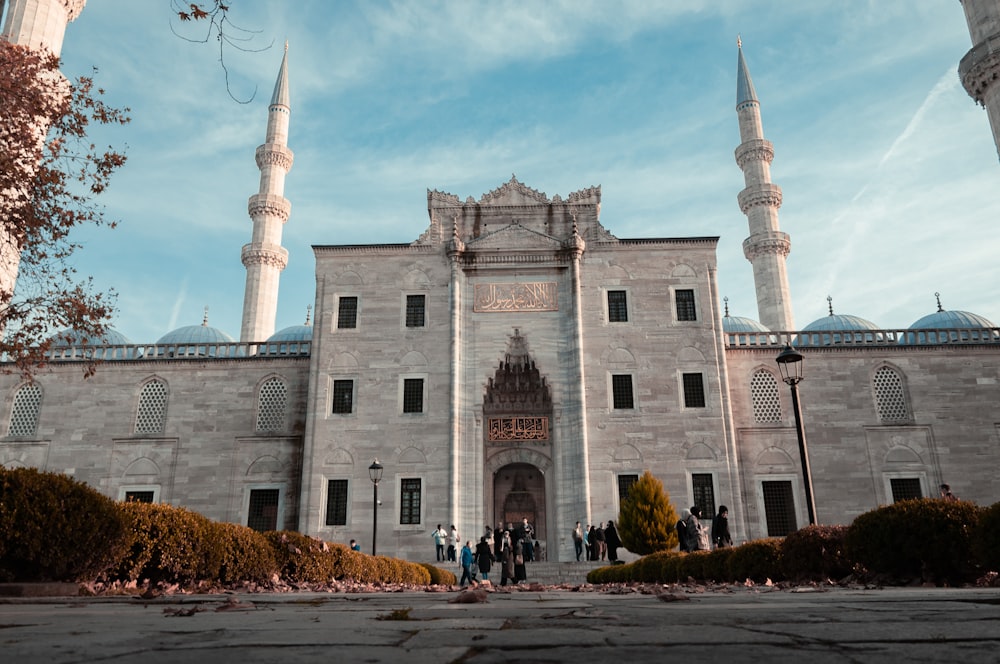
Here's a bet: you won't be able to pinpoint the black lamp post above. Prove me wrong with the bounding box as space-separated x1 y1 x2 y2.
776 345 817 526
368 459 383 555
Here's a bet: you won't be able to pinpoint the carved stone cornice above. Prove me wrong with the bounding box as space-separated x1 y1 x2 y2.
64 0 87 21
241 243 289 269
737 184 783 213
743 231 791 260
960 33 1000 104
247 194 291 222
255 143 294 171
735 138 775 169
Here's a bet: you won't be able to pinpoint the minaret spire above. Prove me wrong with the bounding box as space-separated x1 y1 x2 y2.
240 46 294 342
734 40 795 331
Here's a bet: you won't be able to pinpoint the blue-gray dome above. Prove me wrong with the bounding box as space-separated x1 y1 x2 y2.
260 323 313 356
156 324 235 345
801 314 880 332
51 327 133 346
908 309 995 330
266 324 313 343
722 315 770 334
795 312 882 347
155 319 240 358
48 327 136 360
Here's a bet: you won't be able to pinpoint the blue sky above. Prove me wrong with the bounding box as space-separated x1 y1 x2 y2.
50 1 1000 343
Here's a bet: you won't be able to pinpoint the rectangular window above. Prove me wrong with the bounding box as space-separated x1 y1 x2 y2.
675 289 697 321
611 374 634 410
761 480 796 537
691 473 716 519
337 296 358 329
607 290 628 323
890 478 923 502
247 488 280 532
332 379 354 414
405 294 426 328
400 478 422 524
325 479 349 526
403 378 424 413
617 474 639 504
682 373 706 408
124 490 155 503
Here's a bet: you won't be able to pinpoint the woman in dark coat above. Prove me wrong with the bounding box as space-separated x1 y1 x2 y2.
475 536 494 582
513 537 527 584
587 525 599 560
712 505 733 548
604 520 622 562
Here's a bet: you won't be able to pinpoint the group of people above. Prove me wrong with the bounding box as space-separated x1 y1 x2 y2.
431 524 461 562
678 505 732 552
572 520 623 562
453 518 539 586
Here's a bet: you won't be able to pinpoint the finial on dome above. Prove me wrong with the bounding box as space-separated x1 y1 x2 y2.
305 304 312 326
935 292 943 312
284 40 288 53
724 296 730 317
737 34 742 49
827 295 834 316
202 306 209 326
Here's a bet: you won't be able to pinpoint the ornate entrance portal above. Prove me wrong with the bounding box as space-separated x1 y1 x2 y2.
483 330 552 548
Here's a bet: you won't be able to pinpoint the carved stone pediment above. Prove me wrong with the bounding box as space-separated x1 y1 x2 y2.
467 221 563 251
479 175 550 206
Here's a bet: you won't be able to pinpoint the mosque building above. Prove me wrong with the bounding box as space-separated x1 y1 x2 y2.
1 0 998 561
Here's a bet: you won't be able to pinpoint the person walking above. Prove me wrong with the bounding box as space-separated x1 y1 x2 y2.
475 536 494 582
712 505 733 549
587 524 598 560
940 484 959 502
432 524 447 561
458 540 475 586
594 522 607 561
572 521 584 561
604 520 622 562
520 517 535 562
676 509 690 552
500 531 515 586
685 506 711 552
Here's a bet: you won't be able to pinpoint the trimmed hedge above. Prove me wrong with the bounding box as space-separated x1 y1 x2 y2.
265 530 339 584
728 539 783 583
112 502 223 584
974 502 1000 573
418 562 457 585
781 525 850 581
0 467 128 582
212 521 279 584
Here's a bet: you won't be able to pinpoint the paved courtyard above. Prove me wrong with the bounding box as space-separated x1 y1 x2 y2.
1 585 998 663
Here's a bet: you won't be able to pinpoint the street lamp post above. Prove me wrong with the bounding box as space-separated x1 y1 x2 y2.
368 459 383 555
776 345 817 526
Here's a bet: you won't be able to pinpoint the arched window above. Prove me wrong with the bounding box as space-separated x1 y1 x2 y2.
135 379 168 434
9 383 42 437
256 377 288 432
873 366 909 422
750 369 781 423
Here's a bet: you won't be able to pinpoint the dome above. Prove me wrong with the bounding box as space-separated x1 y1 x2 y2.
908 309 995 330
801 313 880 332
722 315 769 334
260 321 313 356
48 327 136 360
902 294 997 345
51 327 132 346
155 310 239 357
267 324 313 343
795 298 882 347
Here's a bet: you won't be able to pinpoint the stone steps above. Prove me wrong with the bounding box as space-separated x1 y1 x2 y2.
426 560 610 586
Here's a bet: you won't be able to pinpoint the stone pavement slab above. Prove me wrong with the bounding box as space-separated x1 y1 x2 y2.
0 586 998 663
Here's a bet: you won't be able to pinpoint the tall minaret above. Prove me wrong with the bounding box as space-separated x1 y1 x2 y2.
958 0 1000 161
240 44 293 342
734 38 794 331
0 0 86 305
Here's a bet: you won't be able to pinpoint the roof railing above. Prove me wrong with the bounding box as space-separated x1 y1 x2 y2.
725 328 1000 348
34 340 311 362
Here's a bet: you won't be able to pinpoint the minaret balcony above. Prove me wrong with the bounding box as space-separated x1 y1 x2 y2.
742 231 790 260
248 194 291 222
735 139 775 169
241 243 289 270
255 143 294 170
738 184 783 213
960 32 1000 104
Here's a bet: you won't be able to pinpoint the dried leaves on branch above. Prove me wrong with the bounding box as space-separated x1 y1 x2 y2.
171 1 271 103
0 40 129 377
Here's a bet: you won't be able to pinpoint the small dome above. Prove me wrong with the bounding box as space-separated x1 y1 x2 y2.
156 324 235 345
155 308 239 358
908 309 995 330
51 327 133 346
266 324 313 343
795 298 882 347
260 308 313 356
901 294 997 345
722 315 770 334
801 314 880 332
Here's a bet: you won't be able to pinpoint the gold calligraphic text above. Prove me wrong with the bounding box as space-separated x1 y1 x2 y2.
473 283 557 313
487 417 549 442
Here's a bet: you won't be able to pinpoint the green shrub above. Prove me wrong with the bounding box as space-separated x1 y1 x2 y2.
677 550 709 581
211 521 279 585
701 547 735 582
974 502 1000 573
0 467 129 582
781 524 850 581
265 530 338 584
419 562 456 585
727 539 783 583
112 502 222 585
657 551 683 583
845 499 981 584
618 471 680 555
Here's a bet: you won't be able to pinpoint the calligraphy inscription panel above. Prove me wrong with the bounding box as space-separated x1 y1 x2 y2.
473 282 557 313
487 417 549 442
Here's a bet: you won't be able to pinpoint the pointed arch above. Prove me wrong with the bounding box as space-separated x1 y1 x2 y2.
8 382 42 437
256 375 288 432
135 377 168 434
871 363 910 423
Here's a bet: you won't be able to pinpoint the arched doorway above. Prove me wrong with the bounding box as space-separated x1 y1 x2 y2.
493 462 546 540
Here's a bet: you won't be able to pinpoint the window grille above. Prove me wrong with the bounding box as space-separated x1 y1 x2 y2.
405 294 426 328
248 489 280 532
762 480 797 536
134 380 167 434
400 478 421 524
332 379 354 414
8 383 42 437
607 290 628 322
337 296 358 329
124 491 155 503
890 478 923 502
325 479 349 526
675 289 697 321
873 366 909 422
403 378 423 413
682 373 706 408
256 378 287 432
611 374 634 409
692 473 716 517
617 474 639 504
750 370 782 423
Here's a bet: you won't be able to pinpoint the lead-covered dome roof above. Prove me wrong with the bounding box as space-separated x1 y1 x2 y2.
720 298 770 334
50 327 132 346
